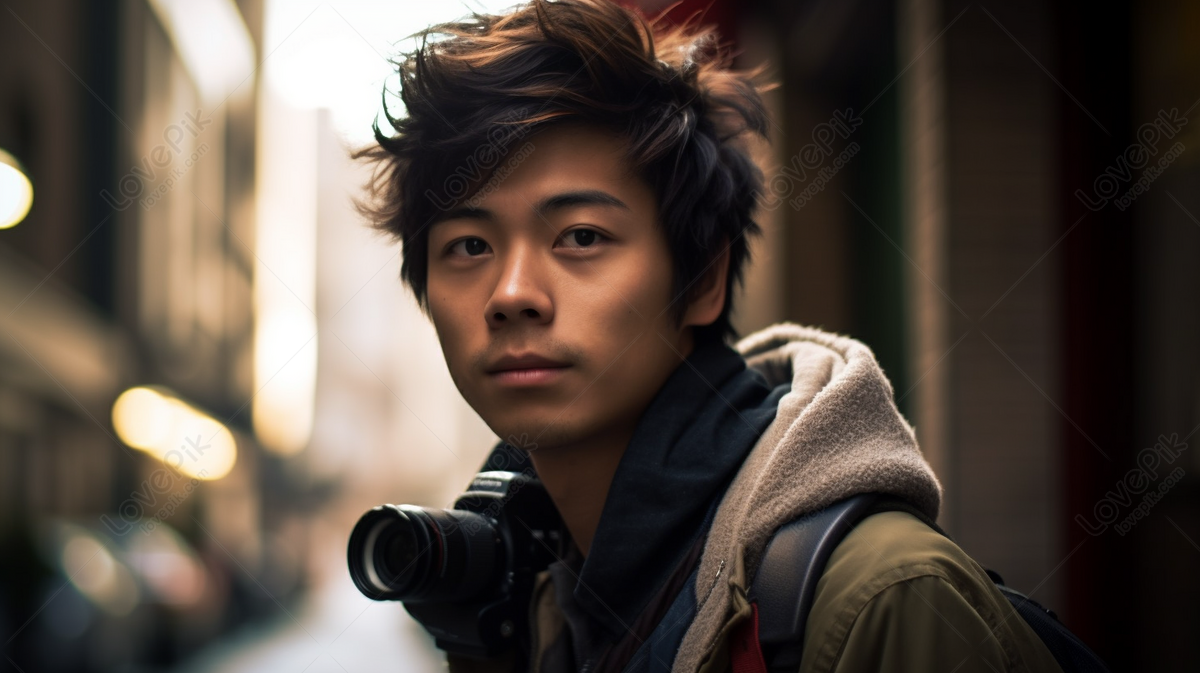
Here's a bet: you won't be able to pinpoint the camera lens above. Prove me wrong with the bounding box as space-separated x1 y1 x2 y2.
378 523 419 581
348 504 501 603
366 512 420 593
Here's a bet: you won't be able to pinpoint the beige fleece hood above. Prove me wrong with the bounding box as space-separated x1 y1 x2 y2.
673 322 944 672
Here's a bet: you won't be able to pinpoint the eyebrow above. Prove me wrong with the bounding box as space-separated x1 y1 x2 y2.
535 189 629 215
432 189 629 224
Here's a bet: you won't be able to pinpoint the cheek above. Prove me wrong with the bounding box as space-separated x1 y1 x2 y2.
608 246 677 325
428 292 471 367
429 296 487 413
570 247 680 374
561 261 663 341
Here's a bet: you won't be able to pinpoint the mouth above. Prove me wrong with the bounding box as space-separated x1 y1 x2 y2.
486 353 571 386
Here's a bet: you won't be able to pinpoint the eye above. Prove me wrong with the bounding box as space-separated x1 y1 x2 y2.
448 237 490 257
558 228 604 249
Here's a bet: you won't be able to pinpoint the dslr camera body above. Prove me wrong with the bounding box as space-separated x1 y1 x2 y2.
347 471 565 660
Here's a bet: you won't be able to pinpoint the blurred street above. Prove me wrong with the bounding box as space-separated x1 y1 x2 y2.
174 525 443 673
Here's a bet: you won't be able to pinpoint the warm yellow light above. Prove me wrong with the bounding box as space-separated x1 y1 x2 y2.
253 89 317 457
112 387 175 451
165 411 238 480
112 386 237 480
252 308 316 455
0 148 33 229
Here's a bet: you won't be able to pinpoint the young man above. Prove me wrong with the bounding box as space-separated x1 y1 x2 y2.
358 1 1064 671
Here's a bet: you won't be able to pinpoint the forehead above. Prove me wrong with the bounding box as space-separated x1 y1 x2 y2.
461 122 652 213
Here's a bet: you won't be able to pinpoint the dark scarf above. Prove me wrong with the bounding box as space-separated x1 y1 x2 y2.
481 338 789 667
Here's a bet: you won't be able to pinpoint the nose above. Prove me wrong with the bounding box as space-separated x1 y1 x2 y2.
484 245 554 329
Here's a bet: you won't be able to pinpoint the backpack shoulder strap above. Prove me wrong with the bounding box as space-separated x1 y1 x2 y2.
748 495 1110 673
748 493 884 672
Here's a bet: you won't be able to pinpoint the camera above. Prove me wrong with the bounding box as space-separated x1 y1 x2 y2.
347 471 565 660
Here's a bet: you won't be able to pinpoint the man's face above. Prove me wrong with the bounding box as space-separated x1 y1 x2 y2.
425 123 698 450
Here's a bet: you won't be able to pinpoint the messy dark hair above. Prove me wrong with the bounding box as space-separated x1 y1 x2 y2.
356 0 771 344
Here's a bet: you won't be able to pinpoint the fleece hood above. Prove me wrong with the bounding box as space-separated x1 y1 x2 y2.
671 322 944 672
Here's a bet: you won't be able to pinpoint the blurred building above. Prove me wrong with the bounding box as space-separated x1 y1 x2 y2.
0 0 315 670
0 0 1197 672
0 0 505 671
719 0 1200 670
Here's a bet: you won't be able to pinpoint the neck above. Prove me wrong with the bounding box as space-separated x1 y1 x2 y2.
526 330 698 557
527 425 634 557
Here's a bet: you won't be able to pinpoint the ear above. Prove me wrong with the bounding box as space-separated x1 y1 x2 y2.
682 243 731 328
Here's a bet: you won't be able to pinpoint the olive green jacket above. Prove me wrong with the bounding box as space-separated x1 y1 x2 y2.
451 323 1064 672
511 510 1064 673
791 510 1064 673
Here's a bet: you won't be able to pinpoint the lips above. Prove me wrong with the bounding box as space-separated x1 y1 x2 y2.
486 353 570 374
485 353 571 387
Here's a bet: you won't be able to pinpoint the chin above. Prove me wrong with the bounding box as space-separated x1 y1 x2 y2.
483 409 589 453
